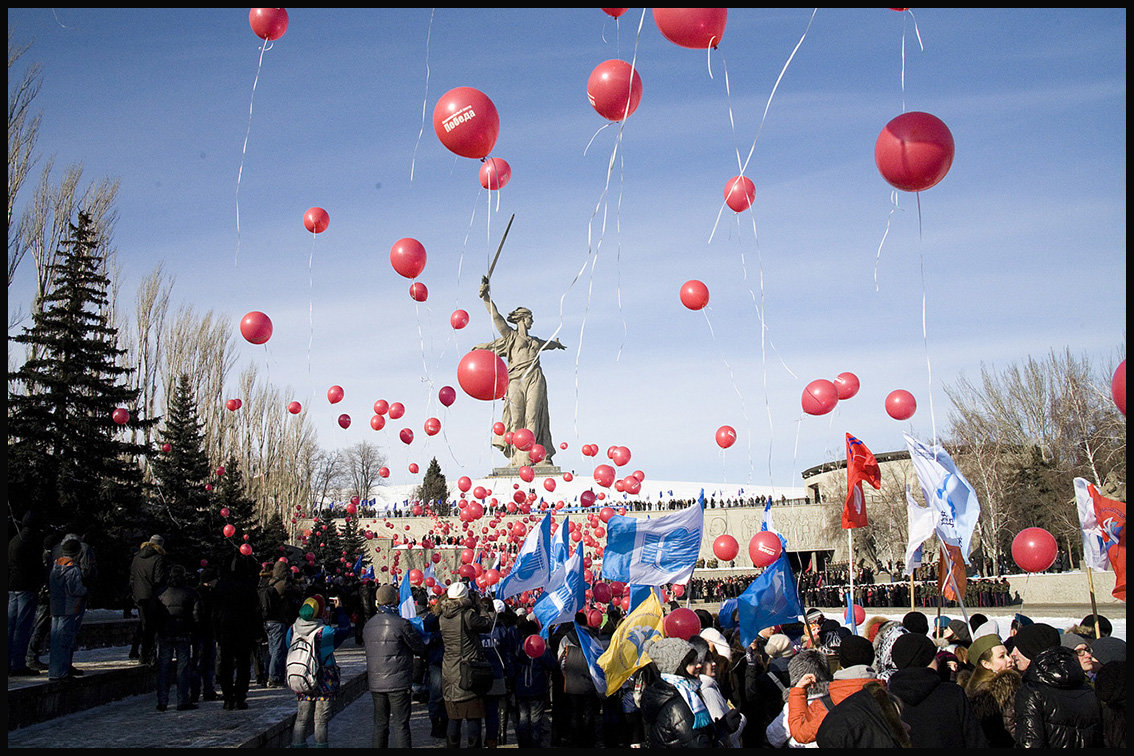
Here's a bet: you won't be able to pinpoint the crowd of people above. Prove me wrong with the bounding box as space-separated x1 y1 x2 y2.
8 511 1126 749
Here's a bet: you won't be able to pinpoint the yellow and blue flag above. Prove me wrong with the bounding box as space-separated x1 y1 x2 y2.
596 589 664 697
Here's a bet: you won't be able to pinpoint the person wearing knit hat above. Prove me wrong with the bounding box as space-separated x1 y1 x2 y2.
946 619 972 647
641 636 714 748
437 575 495 748
765 633 793 659
446 581 469 600
901 610 929 636
1010 623 1060 672
887 631 989 748
1088 636 1126 666
699 627 731 662
298 597 321 620
839 635 875 671
149 534 165 548
1014 636 1103 747
362 577 427 748
375 584 398 607
768 649 832 747
47 536 88 681
287 587 353 747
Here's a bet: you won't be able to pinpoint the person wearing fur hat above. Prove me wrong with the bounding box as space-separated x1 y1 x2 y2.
641 635 714 748
288 593 353 747
965 631 1022 747
787 635 881 745
887 632 988 748
1014 626 1103 748
363 583 427 748
872 620 909 682
766 648 832 747
436 580 496 748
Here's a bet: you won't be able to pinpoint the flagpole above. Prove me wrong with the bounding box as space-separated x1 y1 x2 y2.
1086 566 1100 638
847 529 855 633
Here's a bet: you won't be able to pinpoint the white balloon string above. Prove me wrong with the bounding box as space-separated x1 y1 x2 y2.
409 8 435 184
235 38 269 267
916 191 938 449
874 190 901 291
701 306 752 479
307 231 316 388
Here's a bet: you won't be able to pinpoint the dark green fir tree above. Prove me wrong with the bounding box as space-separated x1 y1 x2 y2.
212 456 262 566
415 457 448 508
306 505 344 575
339 508 369 577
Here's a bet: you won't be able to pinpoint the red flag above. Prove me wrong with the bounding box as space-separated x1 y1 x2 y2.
937 543 967 601
843 434 881 529
1089 485 1126 602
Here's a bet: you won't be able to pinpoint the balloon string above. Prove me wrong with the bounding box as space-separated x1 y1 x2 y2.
409 8 435 184
874 190 901 291
915 191 938 449
235 38 270 267
308 232 316 391
700 306 753 483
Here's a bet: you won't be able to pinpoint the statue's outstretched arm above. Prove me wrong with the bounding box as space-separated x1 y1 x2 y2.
479 275 510 336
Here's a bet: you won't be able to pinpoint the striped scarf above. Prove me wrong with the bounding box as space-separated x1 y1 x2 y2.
661 673 713 730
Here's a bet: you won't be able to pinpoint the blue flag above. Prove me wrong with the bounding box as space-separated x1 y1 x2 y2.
352 552 366 575
551 515 571 572
603 494 703 586
495 513 553 600
628 584 663 613
905 433 982 563
737 551 804 648
532 546 585 638
399 570 424 634
718 597 739 630
573 622 608 695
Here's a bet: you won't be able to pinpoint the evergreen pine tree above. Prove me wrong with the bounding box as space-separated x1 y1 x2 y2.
8 212 153 603
259 510 291 564
150 374 214 561
415 457 448 508
339 510 369 577
306 506 343 575
213 456 261 566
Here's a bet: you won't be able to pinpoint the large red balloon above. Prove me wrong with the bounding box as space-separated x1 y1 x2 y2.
610 446 631 467
749 531 782 567
327 385 344 404
111 407 130 425
834 372 860 400
653 8 728 49
390 238 427 279
249 8 288 41
479 158 511 191
303 207 329 234
724 175 755 212
713 534 739 562
458 350 509 401
885 389 917 421
680 280 710 311
433 87 500 159
663 607 701 641
845 604 866 627
1113 359 1126 416
801 379 839 416
715 425 737 449
1012 527 1058 573
240 311 273 345
512 428 535 451
587 59 643 121
874 111 955 192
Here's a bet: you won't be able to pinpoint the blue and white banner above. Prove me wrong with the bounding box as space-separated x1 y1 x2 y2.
905 433 982 563
533 546 585 638
551 515 571 572
573 622 608 695
602 496 704 587
495 513 553 600
903 484 937 576
399 570 424 633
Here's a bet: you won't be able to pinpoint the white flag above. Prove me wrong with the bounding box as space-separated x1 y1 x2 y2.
1074 477 1110 570
904 485 938 575
905 434 982 563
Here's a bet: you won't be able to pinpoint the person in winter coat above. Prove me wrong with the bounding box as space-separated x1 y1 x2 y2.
260 559 302 687
437 581 496 748
815 678 912 748
1014 639 1103 747
886 631 988 748
1093 659 1125 748
481 599 518 747
640 635 714 748
766 648 832 747
513 617 555 748
129 535 170 667
288 595 353 747
421 609 448 738
212 553 263 710
190 566 219 703
8 510 46 676
363 583 427 748
154 563 201 711
872 620 909 683
47 538 88 681
689 636 746 747
965 631 1022 747
558 619 602 748
787 634 879 744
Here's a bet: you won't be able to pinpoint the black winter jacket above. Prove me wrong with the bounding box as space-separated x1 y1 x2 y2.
1014 646 1102 748
362 605 426 693
156 582 201 639
129 544 169 601
888 665 988 748
816 681 911 749
641 677 713 749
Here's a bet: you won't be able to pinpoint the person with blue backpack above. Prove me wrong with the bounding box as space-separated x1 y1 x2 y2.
286 594 352 748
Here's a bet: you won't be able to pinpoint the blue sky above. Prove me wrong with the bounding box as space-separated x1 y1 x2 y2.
7 8 1126 493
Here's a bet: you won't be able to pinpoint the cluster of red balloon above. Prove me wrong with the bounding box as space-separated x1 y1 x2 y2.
225 398 242 411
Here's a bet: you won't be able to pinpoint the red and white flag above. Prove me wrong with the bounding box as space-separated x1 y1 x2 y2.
843 433 881 529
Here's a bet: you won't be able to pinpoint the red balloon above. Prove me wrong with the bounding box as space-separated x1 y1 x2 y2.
713 534 739 562
587 609 604 629
239 311 273 344
370 414 386 431
623 475 641 495
543 477 556 493
845 604 866 626
1012 527 1058 573
748 531 782 567
801 379 839 416
594 464 615 488
602 8 628 18
512 428 535 451
408 568 424 586
598 506 615 523
377 466 389 479
529 443 547 464
653 8 728 49
240 543 253 556
450 309 470 330
715 425 737 449
680 280 709 310
408 462 419 474
303 207 329 234
424 417 441 436
834 372 860 400
388 402 405 420
373 399 389 415
327 385 344 404
1113 360 1126 416
216 466 226 477
518 465 535 483
400 428 414 445
337 414 352 429
433 86 500 160
458 476 472 493
438 385 457 407
458 350 509 401
874 111 955 192
287 401 302 414
663 607 701 641
161 442 172 453
479 158 511 191
249 8 288 41
587 59 643 121
390 238 427 279
492 421 506 436
580 490 597 508
409 282 429 303
724 175 755 212
112 407 130 425
523 634 546 659
223 524 236 538
592 581 612 604
225 398 242 411
885 389 917 421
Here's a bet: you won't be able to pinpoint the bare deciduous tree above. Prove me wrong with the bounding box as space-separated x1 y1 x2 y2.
344 441 387 505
